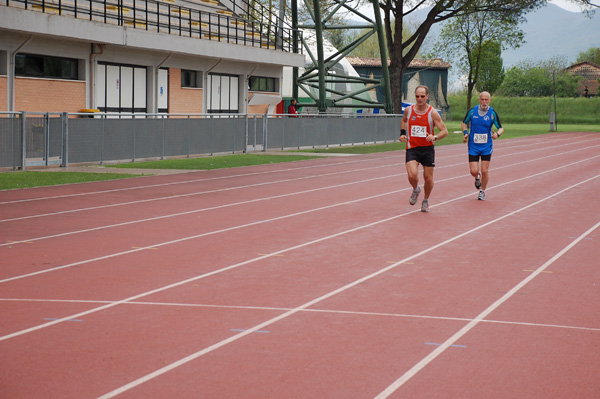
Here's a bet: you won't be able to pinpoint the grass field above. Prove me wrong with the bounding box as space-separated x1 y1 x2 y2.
448 95 600 124
0 172 141 190
108 154 323 170
1 123 598 190
298 123 599 154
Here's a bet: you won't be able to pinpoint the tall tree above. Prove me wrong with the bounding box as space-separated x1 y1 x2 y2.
349 20 419 59
576 47 600 64
497 57 581 97
475 40 505 94
377 0 546 112
430 7 525 110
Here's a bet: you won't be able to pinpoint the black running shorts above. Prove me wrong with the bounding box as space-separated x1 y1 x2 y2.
469 154 492 162
406 146 435 167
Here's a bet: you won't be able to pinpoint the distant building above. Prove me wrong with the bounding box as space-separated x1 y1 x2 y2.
347 56 451 115
566 61 600 97
0 0 303 115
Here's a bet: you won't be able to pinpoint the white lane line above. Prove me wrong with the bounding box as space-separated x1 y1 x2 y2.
3 143 599 248
0 155 399 205
0 133 595 211
0 189 404 284
3 298 599 333
0 171 405 245
0 132 579 205
373 219 600 399
95 174 600 399
0 162 401 223
0 170 596 386
1 135 594 228
1 154 598 284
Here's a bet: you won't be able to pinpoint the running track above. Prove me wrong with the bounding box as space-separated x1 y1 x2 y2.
1 132 599 399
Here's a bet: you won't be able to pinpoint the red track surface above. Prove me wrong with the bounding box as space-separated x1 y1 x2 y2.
1 132 599 399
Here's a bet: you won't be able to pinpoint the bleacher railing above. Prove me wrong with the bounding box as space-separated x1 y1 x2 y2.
2 0 301 52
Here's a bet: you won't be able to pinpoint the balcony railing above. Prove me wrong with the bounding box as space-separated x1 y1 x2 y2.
2 0 302 53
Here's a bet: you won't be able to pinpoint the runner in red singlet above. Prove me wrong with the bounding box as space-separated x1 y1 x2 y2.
399 85 448 212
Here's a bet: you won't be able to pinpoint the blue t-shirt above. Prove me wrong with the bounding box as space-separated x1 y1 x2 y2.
463 106 502 155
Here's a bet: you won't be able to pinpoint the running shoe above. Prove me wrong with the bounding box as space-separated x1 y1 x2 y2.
421 199 429 212
409 186 421 206
475 172 481 190
478 190 485 201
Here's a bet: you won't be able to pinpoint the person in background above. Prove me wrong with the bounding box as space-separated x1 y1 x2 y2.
399 85 448 212
461 91 504 201
288 98 298 117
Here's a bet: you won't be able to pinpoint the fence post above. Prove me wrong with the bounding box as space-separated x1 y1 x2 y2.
101 114 105 164
254 117 258 151
262 113 268 152
61 112 69 167
44 113 50 166
187 115 191 158
210 114 214 156
20 111 27 171
281 114 284 150
364 115 367 144
244 113 248 153
132 115 136 162
161 114 165 160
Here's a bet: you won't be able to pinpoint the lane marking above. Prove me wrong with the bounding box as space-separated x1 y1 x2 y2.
374 219 600 399
230 329 270 333
3 298 599 332
43 318 83 322
523 269 552 273
0 162 403 223
2 136 597 225
0 153 412 205
0 132 570 206
0 171 405 247
2 155 598 285
425 342 466 348
94 175 600 399
3 145 599 251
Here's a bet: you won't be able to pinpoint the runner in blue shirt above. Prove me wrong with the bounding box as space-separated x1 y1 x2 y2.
462 91 504 201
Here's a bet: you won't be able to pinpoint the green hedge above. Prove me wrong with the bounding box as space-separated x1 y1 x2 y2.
447 95 600 124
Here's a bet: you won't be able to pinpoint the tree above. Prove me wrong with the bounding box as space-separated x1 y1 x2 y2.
347 28 385 58
576 47 600 65
348 20 419 59
497 57 581 97
475 40 505 94
431 7 525 110
376 0 549 112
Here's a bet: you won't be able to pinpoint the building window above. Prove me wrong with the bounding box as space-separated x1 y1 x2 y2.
207 73 239 113
15 53 79 80
182 70 202 88
249 76 277 92
95 62 147 114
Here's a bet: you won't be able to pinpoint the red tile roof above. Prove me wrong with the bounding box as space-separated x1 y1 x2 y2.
346 56 451 69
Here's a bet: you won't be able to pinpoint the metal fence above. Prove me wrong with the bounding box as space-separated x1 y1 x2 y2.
0 112 402 170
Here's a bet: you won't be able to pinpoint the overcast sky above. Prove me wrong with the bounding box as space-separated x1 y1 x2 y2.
550 0 586 12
